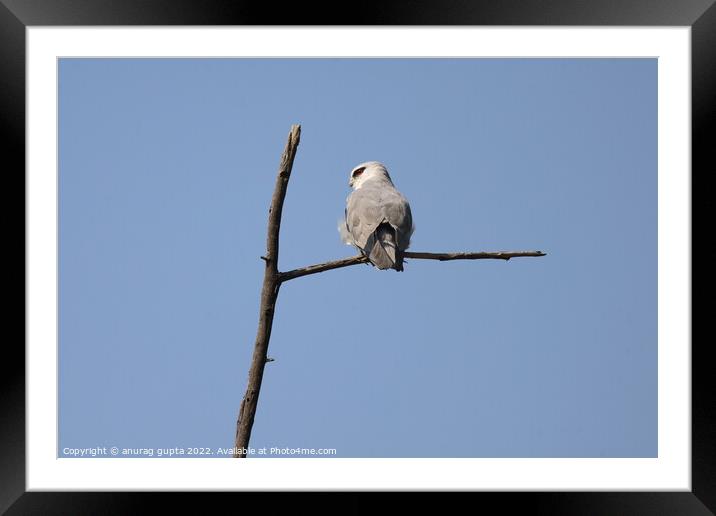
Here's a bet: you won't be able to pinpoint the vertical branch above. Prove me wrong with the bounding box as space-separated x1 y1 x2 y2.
234 124 301 457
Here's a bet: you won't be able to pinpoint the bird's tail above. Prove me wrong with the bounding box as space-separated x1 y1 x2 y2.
369 223 404 271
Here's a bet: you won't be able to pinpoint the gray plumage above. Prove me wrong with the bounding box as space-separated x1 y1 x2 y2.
339 161 414 271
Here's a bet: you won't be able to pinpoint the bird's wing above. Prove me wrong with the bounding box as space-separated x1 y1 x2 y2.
380 188 414 251
347 185 414 251
346 187 385 250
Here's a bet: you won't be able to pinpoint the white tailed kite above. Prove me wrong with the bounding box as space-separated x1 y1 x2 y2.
339 161 414 271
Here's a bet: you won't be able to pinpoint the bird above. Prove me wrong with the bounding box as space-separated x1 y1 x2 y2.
339 161 414 271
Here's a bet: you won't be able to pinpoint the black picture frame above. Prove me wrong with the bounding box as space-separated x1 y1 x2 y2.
6 1 713 513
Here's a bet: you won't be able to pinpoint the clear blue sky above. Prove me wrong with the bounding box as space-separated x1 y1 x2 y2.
58 58 656 458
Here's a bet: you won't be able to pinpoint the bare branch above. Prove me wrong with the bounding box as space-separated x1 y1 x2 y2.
278 255 369 282
404 250 546 261
279 250 546 282
234 125 547 458
234 124 301 458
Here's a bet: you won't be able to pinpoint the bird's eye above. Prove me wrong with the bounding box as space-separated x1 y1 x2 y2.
352 167 366 178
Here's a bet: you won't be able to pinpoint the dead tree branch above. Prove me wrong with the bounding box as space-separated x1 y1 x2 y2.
278 255 369 281
279 250 545 282
404 250 546 261
234 124 546 457
234 124 300 457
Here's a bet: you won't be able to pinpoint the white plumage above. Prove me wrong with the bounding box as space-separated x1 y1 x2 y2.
339 161 414 271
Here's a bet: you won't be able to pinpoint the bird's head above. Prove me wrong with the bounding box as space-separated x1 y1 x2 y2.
348 161 393 190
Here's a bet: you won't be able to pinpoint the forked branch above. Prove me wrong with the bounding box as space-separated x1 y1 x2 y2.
233 124 546 457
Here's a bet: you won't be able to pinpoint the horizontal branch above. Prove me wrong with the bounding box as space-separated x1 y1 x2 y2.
404 250 546 261
279 250 546 282
278 255 369 282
